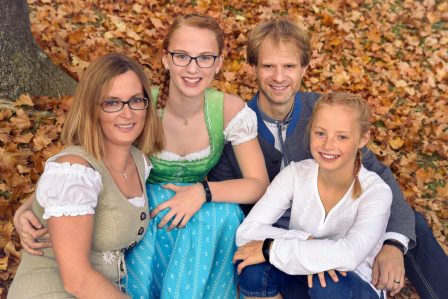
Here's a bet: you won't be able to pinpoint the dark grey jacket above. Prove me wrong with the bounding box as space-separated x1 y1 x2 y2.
208 91 416 247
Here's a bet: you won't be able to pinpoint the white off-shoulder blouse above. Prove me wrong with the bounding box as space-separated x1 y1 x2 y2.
157 104 257 161
36 153 152 219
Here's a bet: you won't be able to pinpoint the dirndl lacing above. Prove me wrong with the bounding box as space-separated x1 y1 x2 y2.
102 249 127 292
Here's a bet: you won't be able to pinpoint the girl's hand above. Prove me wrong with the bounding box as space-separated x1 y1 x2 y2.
233 240 265 274
307 270 347 288
14 209 51 256
150 183 205 230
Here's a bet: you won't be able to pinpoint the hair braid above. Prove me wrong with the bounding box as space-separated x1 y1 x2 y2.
352 149 363 199
157 70 170 109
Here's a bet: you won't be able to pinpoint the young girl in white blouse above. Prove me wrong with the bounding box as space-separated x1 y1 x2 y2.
234 92 392 299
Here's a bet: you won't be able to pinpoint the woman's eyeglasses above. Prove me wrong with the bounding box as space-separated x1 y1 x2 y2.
100 97 149 113
168 51 219 68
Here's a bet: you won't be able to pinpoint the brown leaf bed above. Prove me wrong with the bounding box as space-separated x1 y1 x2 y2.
1 1 446 298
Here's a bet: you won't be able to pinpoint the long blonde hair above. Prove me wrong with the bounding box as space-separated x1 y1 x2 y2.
61 53 164 159
158 13 225 109
310 92 371 199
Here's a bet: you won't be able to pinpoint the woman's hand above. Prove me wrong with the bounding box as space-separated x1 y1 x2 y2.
150 183 205 230
14 210 51 255
13 193 51 255
233 240 265 274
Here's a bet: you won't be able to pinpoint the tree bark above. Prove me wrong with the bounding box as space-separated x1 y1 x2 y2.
0 0 77 100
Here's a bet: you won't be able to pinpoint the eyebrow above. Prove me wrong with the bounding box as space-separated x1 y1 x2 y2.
312 126 351 134
170 49 218 55
105 92 144 100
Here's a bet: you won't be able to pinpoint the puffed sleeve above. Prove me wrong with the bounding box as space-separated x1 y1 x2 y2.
36 162 102 219
223 104 258 145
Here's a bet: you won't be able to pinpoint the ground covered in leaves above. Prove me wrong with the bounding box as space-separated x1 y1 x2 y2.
1 0 447 298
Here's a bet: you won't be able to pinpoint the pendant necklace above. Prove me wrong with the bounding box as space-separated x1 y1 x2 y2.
106 155 129 180
168 101 189 126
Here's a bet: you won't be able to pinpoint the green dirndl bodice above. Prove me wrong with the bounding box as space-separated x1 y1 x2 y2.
148 88 225 183
125 88 243 299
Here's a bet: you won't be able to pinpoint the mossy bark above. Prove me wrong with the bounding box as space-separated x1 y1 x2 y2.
0 0 77 100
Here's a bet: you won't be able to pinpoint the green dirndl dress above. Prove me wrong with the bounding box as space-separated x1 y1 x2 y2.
125 88 244 299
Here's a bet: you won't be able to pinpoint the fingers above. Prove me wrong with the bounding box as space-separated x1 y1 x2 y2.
236 260 247 275
158 209 176 229
20 240 45 256
151 201 170 219
162 183 179 192
390 275 405 296
371 259 379 285
177 215 191 229
21 210 43 230
327 270 339 283
168 214 184 231
317 272 327 287
307 274 313 288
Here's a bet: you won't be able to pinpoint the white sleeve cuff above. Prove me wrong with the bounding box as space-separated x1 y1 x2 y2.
384 232 410 252
43 205 95 220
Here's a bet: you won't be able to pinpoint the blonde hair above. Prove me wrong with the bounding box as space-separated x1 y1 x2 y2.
310 92 371 199
158 13 225 109
61 53 163 159
247 18 311 67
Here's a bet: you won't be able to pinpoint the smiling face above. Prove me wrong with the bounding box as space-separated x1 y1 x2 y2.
310 104 370 176
255 39 308 119
162 25 223 100
98 70 147 150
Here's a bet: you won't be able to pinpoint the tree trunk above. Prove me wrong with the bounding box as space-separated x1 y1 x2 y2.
0 0 77 100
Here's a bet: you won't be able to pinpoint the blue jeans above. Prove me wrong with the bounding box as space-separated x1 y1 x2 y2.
405 212 448 299
237 262 382 299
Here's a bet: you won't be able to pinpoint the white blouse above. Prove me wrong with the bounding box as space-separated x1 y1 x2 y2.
157 104 257 161
236 159 392 293
37 154 152 219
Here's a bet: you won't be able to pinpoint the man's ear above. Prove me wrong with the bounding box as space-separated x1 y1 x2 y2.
299 64 309 79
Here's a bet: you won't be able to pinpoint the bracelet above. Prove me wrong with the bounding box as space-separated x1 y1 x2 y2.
262 238 274 263
383 239 406 255
201 181 212 203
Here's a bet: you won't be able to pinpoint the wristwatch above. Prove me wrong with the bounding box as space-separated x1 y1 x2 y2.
383 239 406 255
262 238 274 262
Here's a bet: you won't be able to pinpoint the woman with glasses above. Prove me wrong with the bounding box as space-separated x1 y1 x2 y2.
8 53 163 298
123 13 269 298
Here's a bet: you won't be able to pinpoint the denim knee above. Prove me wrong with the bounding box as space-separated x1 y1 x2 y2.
308 272 380 299
237 262 279 297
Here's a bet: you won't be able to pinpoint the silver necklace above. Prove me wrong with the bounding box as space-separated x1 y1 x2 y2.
105 155 129 180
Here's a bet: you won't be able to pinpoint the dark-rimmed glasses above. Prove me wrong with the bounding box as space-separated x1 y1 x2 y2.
100 97 149 113
168 51 219 68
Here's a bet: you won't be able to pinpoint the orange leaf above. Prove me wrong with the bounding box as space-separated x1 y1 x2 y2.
13 94 34 107
388 137 404 149
10 109 31 130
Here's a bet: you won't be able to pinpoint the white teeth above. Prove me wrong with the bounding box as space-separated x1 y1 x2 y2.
184 77 200 84
270 85 288 90
321 153 338 159
116 124 134 129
